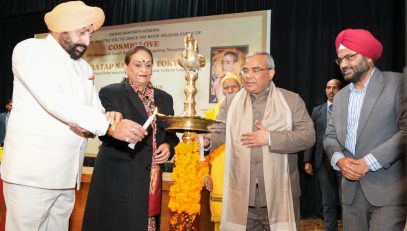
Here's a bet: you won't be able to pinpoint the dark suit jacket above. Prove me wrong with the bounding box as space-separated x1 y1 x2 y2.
0 112 7 145
324 69 406 206
304 103 328 169
83 80 179 231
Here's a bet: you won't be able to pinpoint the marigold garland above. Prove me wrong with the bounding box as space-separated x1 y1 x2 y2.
168 135 208 230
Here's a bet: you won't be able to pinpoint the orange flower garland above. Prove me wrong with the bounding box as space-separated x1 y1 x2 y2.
168 135 208 230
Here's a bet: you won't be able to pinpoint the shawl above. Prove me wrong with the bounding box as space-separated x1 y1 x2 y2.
221 82 296 230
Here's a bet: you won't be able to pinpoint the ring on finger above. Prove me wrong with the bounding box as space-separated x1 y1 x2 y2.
131 128 136 134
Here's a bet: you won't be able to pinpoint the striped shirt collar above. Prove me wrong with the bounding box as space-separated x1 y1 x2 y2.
349 67 376 92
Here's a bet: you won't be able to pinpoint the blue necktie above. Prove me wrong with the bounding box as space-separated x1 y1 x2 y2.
328 104 333 114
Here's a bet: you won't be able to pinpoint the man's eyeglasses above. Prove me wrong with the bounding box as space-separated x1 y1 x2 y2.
241 67 272 75
335 53 359 65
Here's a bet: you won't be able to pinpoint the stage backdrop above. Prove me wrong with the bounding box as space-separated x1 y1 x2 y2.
37 10 271 156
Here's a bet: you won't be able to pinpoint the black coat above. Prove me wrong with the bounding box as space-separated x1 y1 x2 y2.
303 103 327 169
82 80 179 231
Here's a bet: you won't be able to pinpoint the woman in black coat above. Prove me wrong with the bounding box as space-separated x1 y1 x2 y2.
82 46 179 231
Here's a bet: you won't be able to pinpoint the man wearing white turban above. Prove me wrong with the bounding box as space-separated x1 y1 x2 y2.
1 1 147 231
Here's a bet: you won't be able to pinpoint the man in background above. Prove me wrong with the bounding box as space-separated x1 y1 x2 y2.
324 28 406 230
206 51 315 230
205 72 242 120
0 99 12 146
1 2 144 230
212 51 240 102
304 79 342 231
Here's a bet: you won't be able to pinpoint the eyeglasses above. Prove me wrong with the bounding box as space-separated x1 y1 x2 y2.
241 67 272 75
335 53 359 65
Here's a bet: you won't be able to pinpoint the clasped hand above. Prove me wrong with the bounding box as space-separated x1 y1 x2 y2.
337 157 369 181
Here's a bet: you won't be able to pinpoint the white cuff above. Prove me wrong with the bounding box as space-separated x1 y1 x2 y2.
331 152 345 171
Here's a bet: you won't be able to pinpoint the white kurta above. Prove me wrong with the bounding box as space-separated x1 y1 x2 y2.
1 34 109 189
